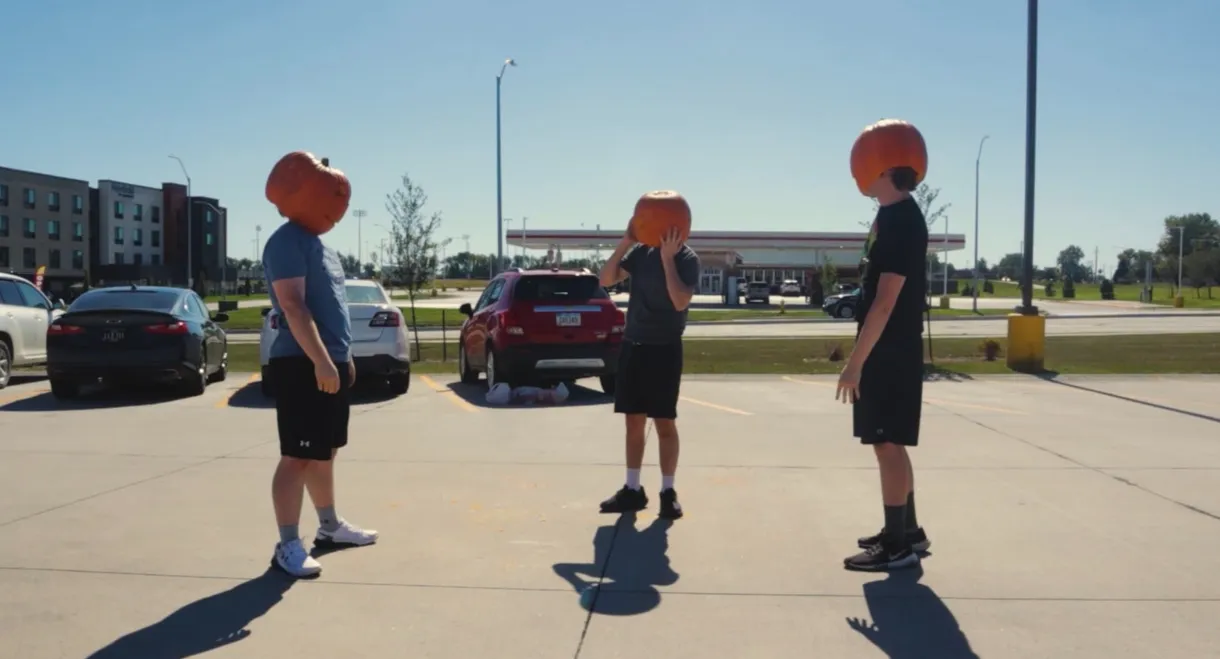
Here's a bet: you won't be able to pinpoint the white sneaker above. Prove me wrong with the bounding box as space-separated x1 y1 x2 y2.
274 539 322 577
315 520 379 547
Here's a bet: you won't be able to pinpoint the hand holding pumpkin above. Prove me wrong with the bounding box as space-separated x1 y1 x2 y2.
659 227 683 260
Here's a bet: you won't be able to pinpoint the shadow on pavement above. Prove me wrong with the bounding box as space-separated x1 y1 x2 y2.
86 568 298 659
922 365 976 383
847 567 978 658
7 372 48 386
1037 373 1220 424
445 381 611 409
225 381 401 409
0 382 189 412
553 511 678 616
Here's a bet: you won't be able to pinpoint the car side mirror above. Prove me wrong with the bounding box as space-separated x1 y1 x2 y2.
212 313 229 323
459 303 474 317
260 307 271 317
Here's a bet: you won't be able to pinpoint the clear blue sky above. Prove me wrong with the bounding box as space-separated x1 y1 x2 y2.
4 0 1216 272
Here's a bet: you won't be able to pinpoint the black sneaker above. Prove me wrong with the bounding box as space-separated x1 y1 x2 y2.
858 527 930 552
658 488 684 520
599 485 648 513
844 541 920 572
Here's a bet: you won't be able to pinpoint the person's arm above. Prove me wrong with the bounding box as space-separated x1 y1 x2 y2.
266 244 333 369
847 273 905 369
662 248 699 311
846 220 923 369
599 236 638 288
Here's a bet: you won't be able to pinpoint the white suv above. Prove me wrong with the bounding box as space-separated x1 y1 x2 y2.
258 279 411 396
0 273 66 388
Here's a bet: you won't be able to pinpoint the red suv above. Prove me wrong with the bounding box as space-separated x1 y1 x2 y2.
457 268 625 394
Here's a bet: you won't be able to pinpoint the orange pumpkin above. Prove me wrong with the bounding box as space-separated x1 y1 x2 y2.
850 119 928 195
629 190 692 247
265 152 352 235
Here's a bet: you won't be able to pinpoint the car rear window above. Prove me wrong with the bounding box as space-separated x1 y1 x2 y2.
514 275 608 302
345 284 388 304
69 290 180 312
748 282 769 289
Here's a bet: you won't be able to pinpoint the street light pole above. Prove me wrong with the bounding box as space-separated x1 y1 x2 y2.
495 57 517 277
1174 226 1185 294
971 134 990 313
255 225 262 261
1019 0 1039 315
169 155 192 291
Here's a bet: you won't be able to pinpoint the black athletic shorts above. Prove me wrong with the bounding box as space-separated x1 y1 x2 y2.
271 355 352 461
852 341 924 447
614 341 683 420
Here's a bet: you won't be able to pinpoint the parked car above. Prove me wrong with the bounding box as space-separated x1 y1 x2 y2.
822 287 861 319
456 267 625 393
745 281 771 305
0 272 66 389
779 279 802 296
259 279 411 397
45 285 228 399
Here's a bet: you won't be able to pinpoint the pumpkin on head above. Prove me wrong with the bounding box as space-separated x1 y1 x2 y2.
629 190 691 247
850 119 928 196
265 152 351 235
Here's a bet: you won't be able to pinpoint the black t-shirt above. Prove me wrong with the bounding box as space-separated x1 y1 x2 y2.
857 197 929 351
620 244 701 344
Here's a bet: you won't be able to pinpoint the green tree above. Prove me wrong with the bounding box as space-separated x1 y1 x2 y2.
1056 245 1087 283
1158 213 1219 261
996 252 1023 280
385 173 443 349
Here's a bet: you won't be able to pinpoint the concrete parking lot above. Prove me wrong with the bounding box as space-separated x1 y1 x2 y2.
1 373 1219 658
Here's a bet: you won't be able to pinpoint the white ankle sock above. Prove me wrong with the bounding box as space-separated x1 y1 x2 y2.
626 469 642 490
661 474 675 492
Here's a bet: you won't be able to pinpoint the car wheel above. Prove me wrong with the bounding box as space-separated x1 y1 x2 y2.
485 347 499 389
182 356 208 397
458 345 479 384
208 353 228 383
838 305 855 319
50 378 79 400
389 373 410 395
0 340 11 390
599 374 617 396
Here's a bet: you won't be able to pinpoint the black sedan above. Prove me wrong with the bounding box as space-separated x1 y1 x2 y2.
822 288 861 319
46 285 229 399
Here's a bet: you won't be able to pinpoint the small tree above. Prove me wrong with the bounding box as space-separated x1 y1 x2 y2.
385 173 443 355
820 260 839 293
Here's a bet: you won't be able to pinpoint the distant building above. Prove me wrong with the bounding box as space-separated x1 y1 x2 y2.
0 166 91 294
92 180 167 268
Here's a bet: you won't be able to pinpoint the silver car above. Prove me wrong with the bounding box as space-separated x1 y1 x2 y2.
258 279 411 396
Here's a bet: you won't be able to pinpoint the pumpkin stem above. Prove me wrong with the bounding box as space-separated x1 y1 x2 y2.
320 157 330 166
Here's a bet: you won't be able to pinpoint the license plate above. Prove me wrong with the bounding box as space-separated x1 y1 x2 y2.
102 329 125 343
555 313 581 327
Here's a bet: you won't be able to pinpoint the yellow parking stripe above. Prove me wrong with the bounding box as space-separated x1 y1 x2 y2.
419 375 479 413
679 396 753 416
214 373 259 409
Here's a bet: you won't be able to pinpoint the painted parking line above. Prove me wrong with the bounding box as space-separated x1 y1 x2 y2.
419 375 479 413
782 375 1026 415
678 396 753 416
214 373 260 409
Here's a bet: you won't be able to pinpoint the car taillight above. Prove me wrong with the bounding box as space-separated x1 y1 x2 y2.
610 324 625 334
47 324 84 335
144 321 189 335
499 311 524 336
370 311 401 327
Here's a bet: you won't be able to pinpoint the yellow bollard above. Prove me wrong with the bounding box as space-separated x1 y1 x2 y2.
779 298 786 314
1006 312 1046 373
938 295 951 310
1173 296 1185 308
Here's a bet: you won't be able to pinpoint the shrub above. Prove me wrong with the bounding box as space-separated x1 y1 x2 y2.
979 339 1002 361
1100 279 1115 300
828 343 845 362
1061 277 1076 299
1043 280 1056 297
430 288 438 297
983 280 995 294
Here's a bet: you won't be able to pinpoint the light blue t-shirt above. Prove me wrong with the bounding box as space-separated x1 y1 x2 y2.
262 222 352 363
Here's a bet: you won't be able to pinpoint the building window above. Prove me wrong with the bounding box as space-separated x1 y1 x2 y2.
151 206 161 223
49 249 61 269
72 250 84 270
134 203 143 221
23 188 35 209
133 228 143 247
0 247 8 267
151 230 161 248
23 218 36 239
205 209 214 224
47 191 61 212
0 184 8 206
0 215 7 238
72 194 83 215
114 252 125 265
113 226 124 245
205 232 215 246
23 247 36 269
73 222 84 242
113 201 124 219
151 254 161 266
47 219 61 241
134 253 144 266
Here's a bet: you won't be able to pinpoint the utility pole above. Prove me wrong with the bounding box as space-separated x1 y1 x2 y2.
255 225 262 261
351 209 367 265
461 234 471 278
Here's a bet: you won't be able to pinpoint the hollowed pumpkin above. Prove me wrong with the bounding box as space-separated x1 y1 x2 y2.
850 119 928 195
265 152 351 235
629 190 691 247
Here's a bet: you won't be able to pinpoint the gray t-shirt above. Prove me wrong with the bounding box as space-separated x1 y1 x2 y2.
620 244 701 344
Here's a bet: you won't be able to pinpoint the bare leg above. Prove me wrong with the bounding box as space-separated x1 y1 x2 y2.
304 449 338 509
874 444 911 506
272 457 310 526
653 419 680 478
625 414 647 469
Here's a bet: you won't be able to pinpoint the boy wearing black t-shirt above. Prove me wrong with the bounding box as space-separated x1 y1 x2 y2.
836 166 930 572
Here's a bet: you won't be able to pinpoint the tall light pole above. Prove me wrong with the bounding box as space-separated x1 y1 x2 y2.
495 57 517 276
255 225 262 261
169 155 192 290
351 209 367 264
461 233 471 278
521 216 528 259
1172 225 1185 294
971 134 990 313
941 216 950 296
1019 0 1039 315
